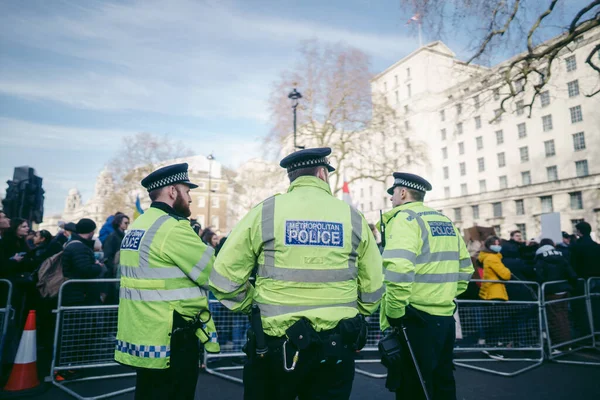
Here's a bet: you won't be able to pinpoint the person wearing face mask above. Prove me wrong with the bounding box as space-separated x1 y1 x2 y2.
478 236 511 301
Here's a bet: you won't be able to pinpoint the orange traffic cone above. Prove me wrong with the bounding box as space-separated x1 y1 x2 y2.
4 310 40 392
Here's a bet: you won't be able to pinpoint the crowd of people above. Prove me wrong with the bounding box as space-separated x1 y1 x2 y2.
458 222 600 357
0 209 223 383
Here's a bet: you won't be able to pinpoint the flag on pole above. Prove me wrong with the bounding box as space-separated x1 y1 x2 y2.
406 13 420 24
133 194 144 220
342 180 353 206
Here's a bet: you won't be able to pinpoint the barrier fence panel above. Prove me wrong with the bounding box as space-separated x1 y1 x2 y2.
589 278 600 346
453 280 544 377
0 279 13 373
203 299 249 384
543 279 600 366
51 279 135 400
354 310 386 378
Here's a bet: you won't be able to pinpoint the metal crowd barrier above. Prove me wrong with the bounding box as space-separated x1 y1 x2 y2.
354 311 386 378
0 279 13 372
590 277 600 345
542 279 600 366
453 280 544 377
203 299 249 383
51 279 135 400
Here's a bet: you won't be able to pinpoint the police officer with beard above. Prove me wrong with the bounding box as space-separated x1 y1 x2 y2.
115 163 219 400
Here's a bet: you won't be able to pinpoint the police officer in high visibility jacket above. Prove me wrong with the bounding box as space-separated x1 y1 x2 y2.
115 163 219 400
210 147 384 400
380 172 473 400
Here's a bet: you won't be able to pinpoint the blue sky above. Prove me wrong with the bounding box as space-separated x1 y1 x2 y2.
0 0 588 215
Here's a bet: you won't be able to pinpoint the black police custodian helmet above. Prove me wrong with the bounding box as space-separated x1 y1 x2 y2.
279 147 335 173
387 172 432 195
141 163 198 192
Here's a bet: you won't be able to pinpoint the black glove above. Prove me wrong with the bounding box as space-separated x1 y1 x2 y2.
387 315 404 329
378 331 403 367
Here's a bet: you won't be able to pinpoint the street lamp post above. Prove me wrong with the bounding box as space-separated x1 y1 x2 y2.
206 153 214 228
288 88 304 150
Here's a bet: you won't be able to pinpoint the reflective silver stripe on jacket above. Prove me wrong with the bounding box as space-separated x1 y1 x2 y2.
414 272 472 283
210 268 244 293
358 286 385 303
261 196 276 269
189 246 215 281
385 270 415 283
459 258 472 268
257 264 357 282
219 289 249 310
382 249 417 264
120 286 208 302
257 200 362 283
121 265 187 280
256 300 358 318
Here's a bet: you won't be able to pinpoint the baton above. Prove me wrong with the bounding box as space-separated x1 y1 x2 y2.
401 325 431 400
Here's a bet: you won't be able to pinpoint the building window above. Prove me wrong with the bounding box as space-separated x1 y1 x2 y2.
493 88 500 100
407 84 412 98
404 105 409 114
370 201 373 211
442 147 448 159
544 140 556 157
212 182 219 191
407 67 411 79
441 128 447 140
444 187 450 198
567 80 580 97
395 91 399 103
478 157 485 172
395 75 398 86
516 223 527 240
547 166 558 182
440 109 445 121
360 188 364 198
497 152 506 168
571 219 585 233
458 142 464 155
499 175 508 189
522 171 532 185
570 191 583 210
198 181 206 189
518 122 527 138
516 100 524 115
520 146 529 162
476 136 483 150
542 114 553 131
454 208 462 221
211 197 219 208
573 132 586 151
472 205 480 219
461 183 468 196
565 55 577 72
456 122 463 135
540 91 550 107
404 120 410 130
541 196 554 213
384 82 387 92
493 202 503 218
494 108 503 121
369 186 373 196
515 199 525 215
570 105 583 123
456 103 462 115
197 196 206 207
496 130 504 144
474 95 480 109
575 160 589 177
475 116 482 129
493 225 501 237
515 79 524 93
443 166 449 179
479 180 487 193
459 162 466 176
211 216 219 229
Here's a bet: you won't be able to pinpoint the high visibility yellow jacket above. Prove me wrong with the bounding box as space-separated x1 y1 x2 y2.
380 202 473 330
115 205 219 370
210 176 384 337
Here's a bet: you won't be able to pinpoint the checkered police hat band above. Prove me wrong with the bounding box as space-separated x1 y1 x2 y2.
147 171 189 191
287 157 330 172
394 178 426 192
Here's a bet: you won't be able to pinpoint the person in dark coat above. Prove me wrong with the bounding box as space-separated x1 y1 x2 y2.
501 241 535 301
556 232 573 263
26 230 53 273
0 218 31 280
534 239 579 349
61 218 107 306
48 222 76 257
103 214 129 277
571 222 600 280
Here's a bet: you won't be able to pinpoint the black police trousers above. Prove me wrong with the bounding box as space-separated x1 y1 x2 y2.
392 310 456 400
134 313 200 400
243 336 355 400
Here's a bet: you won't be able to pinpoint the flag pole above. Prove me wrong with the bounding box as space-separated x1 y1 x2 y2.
418 21 423 48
